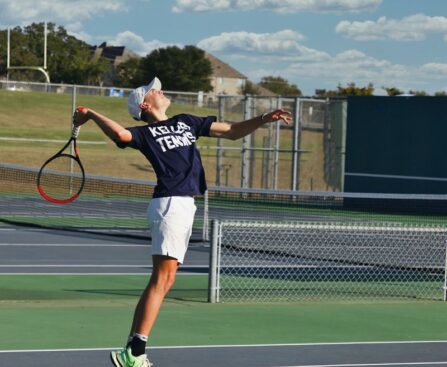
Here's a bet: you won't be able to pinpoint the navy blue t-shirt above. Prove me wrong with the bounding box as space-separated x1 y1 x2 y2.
117 114 216 198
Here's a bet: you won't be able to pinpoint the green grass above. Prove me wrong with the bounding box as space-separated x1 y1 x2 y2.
0 88 320 189
0 275 446 350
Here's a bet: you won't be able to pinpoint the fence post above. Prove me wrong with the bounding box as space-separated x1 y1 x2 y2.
208 219 220 303
216 96 224 187
241 95 252 189
273 96 282 190
291 97 301 191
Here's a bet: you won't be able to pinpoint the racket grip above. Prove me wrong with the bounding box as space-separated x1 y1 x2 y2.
72 125 81 138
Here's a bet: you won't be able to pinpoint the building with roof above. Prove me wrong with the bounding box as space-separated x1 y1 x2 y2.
205 53 247 96
204 52 278 99
90 42 139 86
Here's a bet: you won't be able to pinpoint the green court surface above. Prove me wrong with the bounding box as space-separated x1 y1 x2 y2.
0 275 446 350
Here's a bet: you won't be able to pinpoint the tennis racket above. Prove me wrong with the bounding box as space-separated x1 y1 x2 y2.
37 122 85 204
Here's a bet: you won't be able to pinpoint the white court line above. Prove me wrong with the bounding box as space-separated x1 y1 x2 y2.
0 273 205 276
279 363 447 367
0 243 147 247
0 264 151 268
1 340 446 353
0 264 207 268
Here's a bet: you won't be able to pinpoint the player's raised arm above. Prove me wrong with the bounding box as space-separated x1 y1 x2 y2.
209 109 292 140
73 107 132 143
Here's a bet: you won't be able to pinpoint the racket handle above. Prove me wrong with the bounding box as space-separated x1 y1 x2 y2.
72 125 81 138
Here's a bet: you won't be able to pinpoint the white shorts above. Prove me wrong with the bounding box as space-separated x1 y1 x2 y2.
147 196 197 264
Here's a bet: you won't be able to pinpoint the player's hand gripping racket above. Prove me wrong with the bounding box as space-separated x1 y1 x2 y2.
37 120 85 204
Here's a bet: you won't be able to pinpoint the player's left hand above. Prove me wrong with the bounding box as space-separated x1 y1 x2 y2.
263 109 293 125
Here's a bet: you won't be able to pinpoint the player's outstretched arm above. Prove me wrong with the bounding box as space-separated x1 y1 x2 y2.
73 107 132 143
209 109 292 140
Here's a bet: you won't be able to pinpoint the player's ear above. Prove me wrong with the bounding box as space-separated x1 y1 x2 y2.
139 102 151 112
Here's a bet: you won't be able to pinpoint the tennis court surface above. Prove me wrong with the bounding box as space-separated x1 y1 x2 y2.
2 164 447 366
2 342 447 367
1 226 447 367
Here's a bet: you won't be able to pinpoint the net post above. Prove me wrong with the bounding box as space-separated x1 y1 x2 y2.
202 190 209 242
208 219 220 303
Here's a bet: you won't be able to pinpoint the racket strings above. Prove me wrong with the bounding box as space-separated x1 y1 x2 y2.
38 156 84 201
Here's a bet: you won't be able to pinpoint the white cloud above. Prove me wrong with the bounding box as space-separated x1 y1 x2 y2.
421 63 447 76
65 22 93 44
0 0 127 25
282 50 410 86
197 30 329 62
336 14 447 41
173 0 382 13
273 53 447 94
107 31 181 56
197 30 444 94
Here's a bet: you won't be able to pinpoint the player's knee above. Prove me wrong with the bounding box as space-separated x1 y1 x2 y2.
162 272 176 292
151 270 176 294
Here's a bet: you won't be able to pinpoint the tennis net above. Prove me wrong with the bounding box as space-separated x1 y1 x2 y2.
0 163 205 239
3 161 447 300
3 162 447 233
208 219 447 302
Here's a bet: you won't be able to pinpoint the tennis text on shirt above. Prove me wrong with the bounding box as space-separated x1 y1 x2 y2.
148 121 196 152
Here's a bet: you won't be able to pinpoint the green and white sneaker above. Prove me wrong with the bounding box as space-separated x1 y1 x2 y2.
110 347 152 367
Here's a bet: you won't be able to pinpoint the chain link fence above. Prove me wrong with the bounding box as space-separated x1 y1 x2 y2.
208 219 447 303
212 95 346 191
0 80 347 191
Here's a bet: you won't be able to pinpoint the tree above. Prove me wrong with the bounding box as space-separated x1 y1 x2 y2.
383 87 404 96
409 90 428 96
239 80 260 95
434 91 447 96
0 26 41 80
134 46 213 92
259 76 302 96
114 57 141 87
315 82 374 97
0 22 109 84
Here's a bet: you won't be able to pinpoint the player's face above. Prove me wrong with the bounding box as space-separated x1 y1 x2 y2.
145 89 171 110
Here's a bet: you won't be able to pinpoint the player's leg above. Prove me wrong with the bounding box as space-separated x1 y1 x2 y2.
130 255 179 337
111 256 178 367
111 196 195 366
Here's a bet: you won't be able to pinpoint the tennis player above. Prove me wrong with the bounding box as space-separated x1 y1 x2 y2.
73 77 292 367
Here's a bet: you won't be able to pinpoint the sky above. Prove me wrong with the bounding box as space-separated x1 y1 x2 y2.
1 0 446 96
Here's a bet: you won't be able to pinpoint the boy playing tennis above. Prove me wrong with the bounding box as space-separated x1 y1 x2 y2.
73 77 292 367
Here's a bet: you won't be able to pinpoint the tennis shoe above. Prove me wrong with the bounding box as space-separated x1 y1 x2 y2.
110 347 152 367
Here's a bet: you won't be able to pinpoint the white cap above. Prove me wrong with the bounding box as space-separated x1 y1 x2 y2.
127 77 162 120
